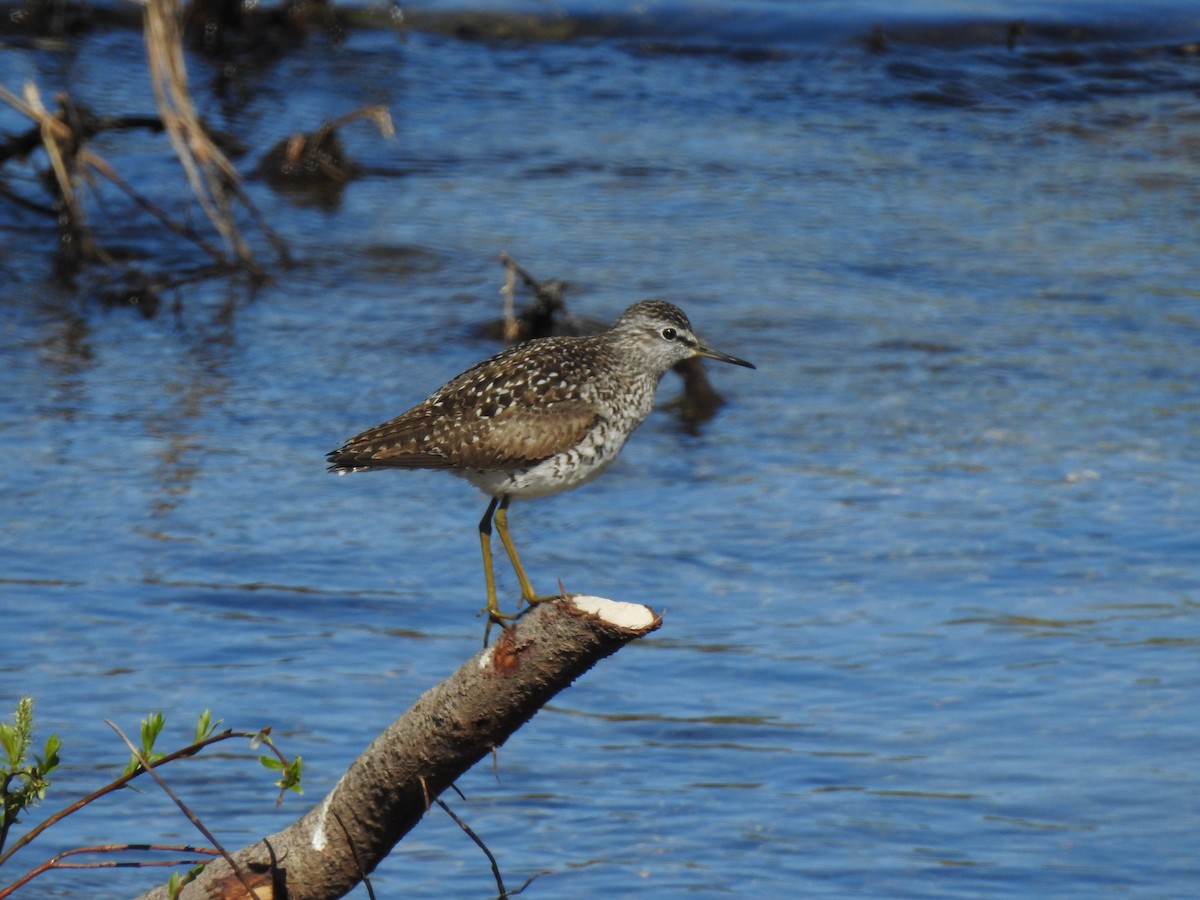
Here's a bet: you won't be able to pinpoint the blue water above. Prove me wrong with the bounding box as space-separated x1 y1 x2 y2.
2 1 1199 897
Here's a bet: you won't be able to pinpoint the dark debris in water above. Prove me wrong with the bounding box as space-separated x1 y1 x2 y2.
255 106 394 209
874 339 963 355
631 42 794 64
872 22 1200 108
93 278 163 320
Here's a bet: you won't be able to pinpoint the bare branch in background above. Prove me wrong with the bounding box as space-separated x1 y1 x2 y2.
142 0 252 265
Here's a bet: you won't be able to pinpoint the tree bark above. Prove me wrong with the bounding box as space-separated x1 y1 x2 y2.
133 596 660 900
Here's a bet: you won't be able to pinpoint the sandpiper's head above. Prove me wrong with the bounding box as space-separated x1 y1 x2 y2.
609 300 756 375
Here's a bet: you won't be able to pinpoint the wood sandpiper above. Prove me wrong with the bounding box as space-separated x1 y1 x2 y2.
327 299 755 633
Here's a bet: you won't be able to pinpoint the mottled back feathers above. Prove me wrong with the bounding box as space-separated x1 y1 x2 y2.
328 335 606 473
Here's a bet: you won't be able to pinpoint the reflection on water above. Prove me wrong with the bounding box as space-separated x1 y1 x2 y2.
2 3 1199 898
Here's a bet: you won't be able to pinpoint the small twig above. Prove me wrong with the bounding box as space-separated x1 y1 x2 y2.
0 180 55 216
82 148 228 263
331 811 375 900
508 869 552 897
499 251 520 342
0 729 245 867
106 721 258 899
326 104 395 139
493 252 573 342
435 796 508 899
0 845 219 899
228 182 290 269
497 250 543 293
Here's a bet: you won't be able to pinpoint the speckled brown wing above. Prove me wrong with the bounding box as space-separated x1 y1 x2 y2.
328 337 603 472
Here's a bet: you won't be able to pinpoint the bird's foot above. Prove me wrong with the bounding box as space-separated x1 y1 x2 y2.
479 605 521 646
520 578 574 607
481 583 575 644
521 594 561 607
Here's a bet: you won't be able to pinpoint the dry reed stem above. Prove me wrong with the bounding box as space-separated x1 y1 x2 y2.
0 81 107 265
141 0 253 265
500 251 520 341
0 81 227 266
327 104 396 138
21 83 77 210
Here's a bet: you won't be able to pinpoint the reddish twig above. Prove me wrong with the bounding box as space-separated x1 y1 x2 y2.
105 721 257 899
0 844 219 899
0 728 246 867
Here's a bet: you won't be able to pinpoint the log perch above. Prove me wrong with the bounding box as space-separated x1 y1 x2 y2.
133 596 661 900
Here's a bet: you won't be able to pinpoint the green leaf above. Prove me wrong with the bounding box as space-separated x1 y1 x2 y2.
140 712 165 755
1 697 34 769
39 733 61 774
0 722 16 768
14 698 33 754
123 712 167 776
193 709 220 743
258 755 283 771
166 860 207 900
260 753 303 799
279 757 303 794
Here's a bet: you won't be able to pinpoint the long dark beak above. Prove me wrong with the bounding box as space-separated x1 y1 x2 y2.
697 342 756 370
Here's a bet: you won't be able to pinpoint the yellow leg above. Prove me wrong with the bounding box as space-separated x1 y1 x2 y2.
478 497 519 644
493 496 541 604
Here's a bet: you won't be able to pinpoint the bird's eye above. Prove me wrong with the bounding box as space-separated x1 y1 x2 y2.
661 327 677 341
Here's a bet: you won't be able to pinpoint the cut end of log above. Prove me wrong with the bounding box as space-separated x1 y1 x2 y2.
476 596 661 674
569 594 658 631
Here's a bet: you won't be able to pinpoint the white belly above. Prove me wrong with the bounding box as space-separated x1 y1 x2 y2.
460 415 635 500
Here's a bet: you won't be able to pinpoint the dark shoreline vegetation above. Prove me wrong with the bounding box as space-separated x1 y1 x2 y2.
2 0 1196 310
